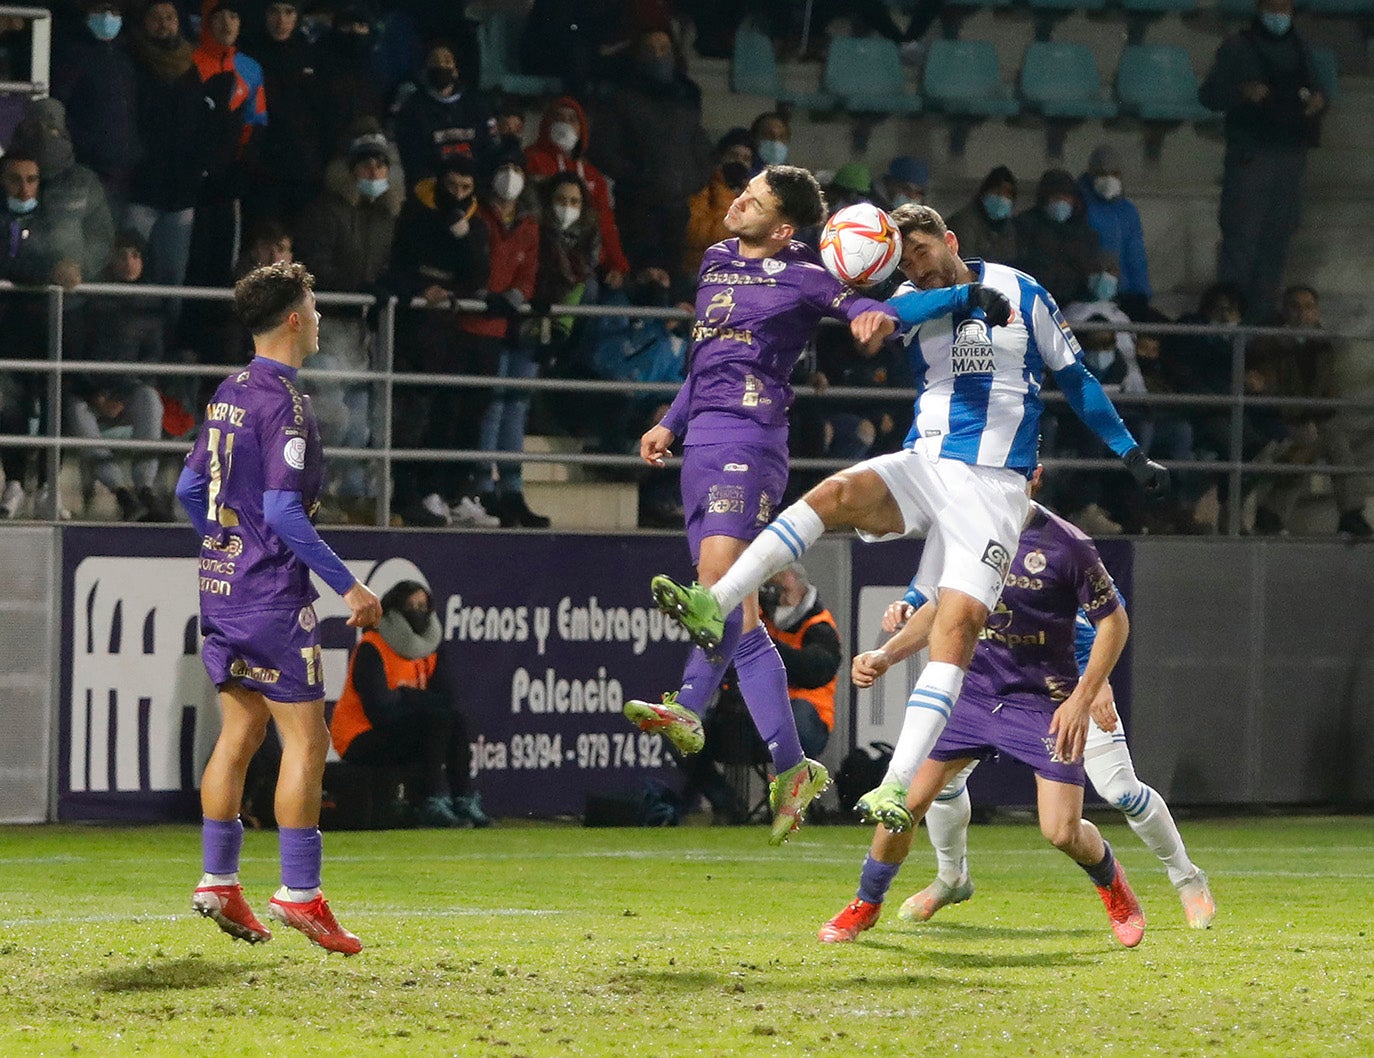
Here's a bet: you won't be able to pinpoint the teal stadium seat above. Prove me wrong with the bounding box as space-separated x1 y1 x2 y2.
1115 45 1213 120
1027 0 1108 12
923 40 1019 117
477 14 561 96
1302 0 1374 14
730 26 836 108
1216 0 1256 17
1118 0 1197 12
822 36 924 114
1308 45 1340 101
1019 42 1117 119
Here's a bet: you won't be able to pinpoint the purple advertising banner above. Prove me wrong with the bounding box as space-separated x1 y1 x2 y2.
59 527 700 822
847 536 1134 807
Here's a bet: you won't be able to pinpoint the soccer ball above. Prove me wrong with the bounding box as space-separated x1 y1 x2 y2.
819 203 902 287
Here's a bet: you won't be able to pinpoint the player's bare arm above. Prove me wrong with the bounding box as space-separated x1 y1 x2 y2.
852 599 937 687
1049 607 1129 762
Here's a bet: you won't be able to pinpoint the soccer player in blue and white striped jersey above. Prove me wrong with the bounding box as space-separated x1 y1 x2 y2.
654 203 1170 833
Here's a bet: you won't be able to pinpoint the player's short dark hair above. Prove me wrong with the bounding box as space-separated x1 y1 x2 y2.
234 261 315 335
1 150 38 171
891 203 948 240
762 164 825 229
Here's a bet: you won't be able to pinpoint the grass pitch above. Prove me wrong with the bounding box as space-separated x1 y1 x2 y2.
0 816 1370 1057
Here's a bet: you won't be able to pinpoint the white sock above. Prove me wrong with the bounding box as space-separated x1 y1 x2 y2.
275 885 322 903
199 872 238 887
710 500 825 615
1085 742 1196 888
925 762 976 885
884 661 964 787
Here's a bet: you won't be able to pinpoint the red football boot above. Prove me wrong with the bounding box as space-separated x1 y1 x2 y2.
1096 862 1146 948
267 891 363 955
192 884 272 944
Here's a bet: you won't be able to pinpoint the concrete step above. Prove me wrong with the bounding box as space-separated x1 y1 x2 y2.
520 434 594 484
523 480 639 531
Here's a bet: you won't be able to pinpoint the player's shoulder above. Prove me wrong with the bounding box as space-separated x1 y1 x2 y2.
1028 501 1097 552
778 240 825 269
979 260 1049 307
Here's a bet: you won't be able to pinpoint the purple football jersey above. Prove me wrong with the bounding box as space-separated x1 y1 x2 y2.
183 357 324 617
666 239 894 447
960 502 1120 712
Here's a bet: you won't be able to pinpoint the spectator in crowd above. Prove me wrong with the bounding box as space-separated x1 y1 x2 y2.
588 28 712 279
1013 167 1099 306
750 111 790 170
683 126 753 276
524 95 631 282
825 162 873 213
533 170 601 369
295 119 405 514
315 3 386 160
1246 285 1372 537
188 0 268 290
1077 145 1151 315
125 0 210 293
0 151 46 518
495 99 525 143
251 0 325 223
51 0 140 209
874 155 928 211
519 0 624 95
1064 251 1146 400
385 153 492 528
1200 0 1327 320
464 145 547 529
393 41 500 191
331 580 490 828
946 165 1018 265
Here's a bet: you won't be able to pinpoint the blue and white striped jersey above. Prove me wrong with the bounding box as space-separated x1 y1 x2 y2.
891 260 1083 475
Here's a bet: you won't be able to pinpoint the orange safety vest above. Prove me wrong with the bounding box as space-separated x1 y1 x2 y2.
763 608 837 731
330 630 438 757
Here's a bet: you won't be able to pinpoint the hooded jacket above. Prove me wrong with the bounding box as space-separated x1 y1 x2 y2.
525 96 631 276
295 145 406 293
387 176 490 301
1076 173 1151 300
393 78 500 189
193 0 268 172
1012 169 1100 307
683 172 739 277
461 197 540 340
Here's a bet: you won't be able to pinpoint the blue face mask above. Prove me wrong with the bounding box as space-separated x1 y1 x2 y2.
1089 272 1119 302
7 195 36 215
1260 11 1291 34
1044 199 1073 224
87 12 123 41
982 193 1013 222
357 176 389 200
756 139 787 167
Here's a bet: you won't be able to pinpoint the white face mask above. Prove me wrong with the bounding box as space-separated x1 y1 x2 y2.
548 120 579 154
1093 175 1123 201
493 168 524 202
553 204 581 230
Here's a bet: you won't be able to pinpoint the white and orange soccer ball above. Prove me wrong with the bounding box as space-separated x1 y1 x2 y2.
818 202 902 288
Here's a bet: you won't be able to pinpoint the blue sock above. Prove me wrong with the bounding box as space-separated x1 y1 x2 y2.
674 607 744 715
732 625 804 773
857 855 901 905
1083 840 1117 888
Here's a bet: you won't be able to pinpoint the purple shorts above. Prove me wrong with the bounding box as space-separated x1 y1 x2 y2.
929 690 1086 786
680 441 788 565
201 603 324 704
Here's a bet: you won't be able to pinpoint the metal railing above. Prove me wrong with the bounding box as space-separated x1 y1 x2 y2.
0 6 51 97
0 281 1370 534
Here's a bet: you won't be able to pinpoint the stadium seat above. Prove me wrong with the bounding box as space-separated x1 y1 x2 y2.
923 40 1019 118
1115 44 1213 121
1216 0 1256 17
1309 45 1340 101
1019 42 1117 119
730 25 836 108
1026 0 1107 12
822 36 924 114
1118 0 1198 12
1302 0 1374 14
476 14 561 96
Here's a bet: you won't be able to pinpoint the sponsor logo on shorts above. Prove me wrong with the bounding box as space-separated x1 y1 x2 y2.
724 462 750 472
762 257 786 275
1023 549 1047 575
1041 735 1069 765
980 540 1012 580
298 605 317 632
283 437 307 470
707 483 746 515
756 489 773 526
229 659 281 684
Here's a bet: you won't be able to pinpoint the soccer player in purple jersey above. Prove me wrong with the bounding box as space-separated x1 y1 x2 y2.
175 262 381 955
818 493 1152 948
622 166 1009 844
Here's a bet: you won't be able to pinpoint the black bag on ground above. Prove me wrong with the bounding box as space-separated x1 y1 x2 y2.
836 741 895 813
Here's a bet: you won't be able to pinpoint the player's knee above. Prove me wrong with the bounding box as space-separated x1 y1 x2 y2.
1087 760 1141 813
1040 817 1079 851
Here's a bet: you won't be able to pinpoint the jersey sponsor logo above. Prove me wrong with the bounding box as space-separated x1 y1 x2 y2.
1023 549 1047 575
762 257 786 275
701 271 777 287
298 605 317 632
284 437 307 470
951 319 995 375
229 659 281 684
741 374 771 408
723 462 749 472
980 540 1012 580
704 289 735 325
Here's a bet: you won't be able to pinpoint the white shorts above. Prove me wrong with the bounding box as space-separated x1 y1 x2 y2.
855 439 1030 612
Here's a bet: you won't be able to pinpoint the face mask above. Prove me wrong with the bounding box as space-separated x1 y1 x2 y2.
756 139 787 166
7 195 36 214
1044 199 1073 224
1093 175 1123 201
493 168 524 201
548 120 579 154
426 66 456 92
892 193 922 209
757 583 782 619
1086 348 1116 375
1260 11 1291 34
982 193 1013 221
356 176 388 200
553 204 581 230
637 55 674 84
87 12 122 40
402 606 434 637
1089 272 1119 302
720 161 749 190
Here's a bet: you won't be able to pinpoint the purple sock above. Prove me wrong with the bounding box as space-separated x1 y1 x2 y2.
674 607 744 714
279 826 323 891
733 625 804 773
1083 840 1117 888
202 816 244 876
857 855 902 905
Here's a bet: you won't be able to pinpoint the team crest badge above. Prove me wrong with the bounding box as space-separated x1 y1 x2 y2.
1024 550 1047 575
762 257 786 275
298 605 317 632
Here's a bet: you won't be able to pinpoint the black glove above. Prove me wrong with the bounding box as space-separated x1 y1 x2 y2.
1123 445 1170 497
485 291 523 321
968 283 1012 327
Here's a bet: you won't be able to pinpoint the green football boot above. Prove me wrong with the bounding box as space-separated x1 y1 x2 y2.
623 692 705 756
854 781 914 833
767 758 830 846
650 575 725 657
